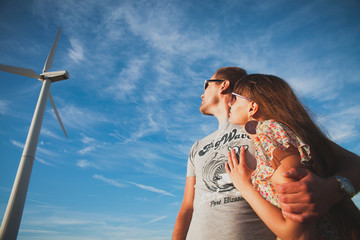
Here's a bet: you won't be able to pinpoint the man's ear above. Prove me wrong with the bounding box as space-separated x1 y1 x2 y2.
220 80 231 94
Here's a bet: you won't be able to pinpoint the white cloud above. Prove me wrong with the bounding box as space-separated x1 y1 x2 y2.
68 38 84 63
36 145 56 157
76 159 99 169
146 215 168 224
76 159 90 168
11 139 56 157
128 181 175 197
47 217 90 225
81 135 96 144
92 174 125 188
0 99 10 115
104 56 148 100
316 104 360 143
20 206 173 240
36 157 55 166
107 2 217 59
20 229 57 234
11 139 24 148
59 104 111 130
127 113 160 142
78 146 96 155
41 128 63 140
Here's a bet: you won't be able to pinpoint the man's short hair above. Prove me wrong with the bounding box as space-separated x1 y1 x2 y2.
214 67 247 91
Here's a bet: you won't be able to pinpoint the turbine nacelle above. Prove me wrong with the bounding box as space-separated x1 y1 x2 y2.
40 70 69 82
0 27 68 138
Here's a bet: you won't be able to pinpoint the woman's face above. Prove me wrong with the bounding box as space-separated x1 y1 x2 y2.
228 93 252 126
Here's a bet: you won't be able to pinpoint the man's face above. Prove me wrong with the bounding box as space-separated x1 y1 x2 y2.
199 74 222 115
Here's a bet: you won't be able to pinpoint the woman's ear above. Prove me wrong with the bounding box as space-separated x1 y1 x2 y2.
248 101 259 118
219 80 231 93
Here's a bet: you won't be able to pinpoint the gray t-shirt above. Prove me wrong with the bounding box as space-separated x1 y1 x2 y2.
186 120 275 240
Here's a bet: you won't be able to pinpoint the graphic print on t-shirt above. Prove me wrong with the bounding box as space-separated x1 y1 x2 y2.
202 145 249 192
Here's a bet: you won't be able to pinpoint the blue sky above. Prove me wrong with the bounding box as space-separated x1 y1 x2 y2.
0 0 359 239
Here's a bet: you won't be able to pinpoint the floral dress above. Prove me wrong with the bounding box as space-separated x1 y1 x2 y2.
251 120 342 240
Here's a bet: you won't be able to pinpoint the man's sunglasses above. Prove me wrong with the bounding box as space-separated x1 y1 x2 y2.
204 79 225 90
231 92 252 104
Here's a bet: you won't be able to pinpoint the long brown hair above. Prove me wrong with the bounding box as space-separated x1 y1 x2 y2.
233 73 360 239
234 74 333 176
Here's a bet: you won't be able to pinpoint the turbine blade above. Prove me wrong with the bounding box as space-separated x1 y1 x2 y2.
43 27 62 73
0 64 40 79
49 91 68 138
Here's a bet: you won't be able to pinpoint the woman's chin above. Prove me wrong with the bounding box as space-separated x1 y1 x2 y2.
229 117 237 125
229 118 244 127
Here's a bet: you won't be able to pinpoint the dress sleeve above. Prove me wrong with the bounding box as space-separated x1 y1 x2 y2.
256 120 312 166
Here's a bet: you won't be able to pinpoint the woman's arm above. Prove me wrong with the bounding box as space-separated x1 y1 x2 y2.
226 146 316 240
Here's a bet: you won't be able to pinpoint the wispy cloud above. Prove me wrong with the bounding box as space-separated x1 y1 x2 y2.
128 181 175 197
81 135 96 144
20 229 58 234
316 104 360 143
68 38 84 63
20 205 173 239
0 99 10 115
36 157 55 166
59 104 111 130
76 159 99 169
41 128 63 140
108 2 217 58
11 139 56 158
47 217 90 226
146 215 168 224
78 146 96 155
11 139 24 148
125 113 160 142
36 145 57 157
92 174 125 188
104 56 148 100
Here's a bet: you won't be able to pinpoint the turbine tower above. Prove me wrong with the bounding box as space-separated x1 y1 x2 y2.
0 27 69 240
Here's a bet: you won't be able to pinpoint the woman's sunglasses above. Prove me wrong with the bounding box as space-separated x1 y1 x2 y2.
231 92 252 104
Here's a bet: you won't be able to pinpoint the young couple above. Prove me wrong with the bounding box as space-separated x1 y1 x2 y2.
173 67 360 239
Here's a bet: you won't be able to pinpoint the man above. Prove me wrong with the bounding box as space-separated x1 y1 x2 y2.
172 67 360 239
173 67 275 239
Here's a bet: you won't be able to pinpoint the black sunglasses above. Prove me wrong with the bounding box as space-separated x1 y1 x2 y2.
204 79 225 90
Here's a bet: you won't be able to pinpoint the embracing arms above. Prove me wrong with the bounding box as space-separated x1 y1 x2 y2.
276 141 360 222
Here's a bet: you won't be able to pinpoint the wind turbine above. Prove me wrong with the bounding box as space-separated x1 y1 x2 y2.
0 27 69 240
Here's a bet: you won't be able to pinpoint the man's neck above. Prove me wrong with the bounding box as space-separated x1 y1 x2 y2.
213 99 230 126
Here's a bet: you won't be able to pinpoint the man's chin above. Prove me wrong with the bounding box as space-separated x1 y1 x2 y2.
199 107 212 116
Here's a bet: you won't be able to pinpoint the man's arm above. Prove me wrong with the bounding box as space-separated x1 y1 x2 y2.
172 176 195 240
275 142 360 222
330 141 360 192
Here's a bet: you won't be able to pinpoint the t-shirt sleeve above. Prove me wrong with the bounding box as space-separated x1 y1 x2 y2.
256 120 312 166
186 141 198 177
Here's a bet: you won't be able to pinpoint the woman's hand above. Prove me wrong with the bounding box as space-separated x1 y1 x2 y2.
225 146 253 191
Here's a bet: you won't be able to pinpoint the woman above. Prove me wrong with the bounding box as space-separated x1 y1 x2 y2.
226 74 360 239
